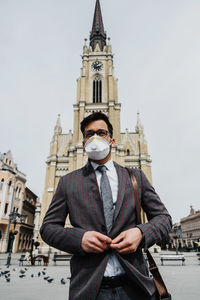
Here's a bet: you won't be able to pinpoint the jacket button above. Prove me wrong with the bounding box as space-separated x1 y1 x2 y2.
101 225 106 232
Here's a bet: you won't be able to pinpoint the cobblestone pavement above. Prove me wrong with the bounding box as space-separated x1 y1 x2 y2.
0 252 199 300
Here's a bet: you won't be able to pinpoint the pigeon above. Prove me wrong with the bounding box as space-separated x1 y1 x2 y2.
6 277 10 282
44 276 50 280
31 274 34 278
38 272 41 277
61 278 66 285
3 271 10 275
47 278 54 283
42 271 46 275
19 274 26 278
20 269 26 274
13 268 17 271
24 268 28 271
43 268 46 270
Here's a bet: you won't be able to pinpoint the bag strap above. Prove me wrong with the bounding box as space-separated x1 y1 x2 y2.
126 168 171 300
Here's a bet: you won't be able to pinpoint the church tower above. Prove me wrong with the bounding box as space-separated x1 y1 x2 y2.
39 0 152 253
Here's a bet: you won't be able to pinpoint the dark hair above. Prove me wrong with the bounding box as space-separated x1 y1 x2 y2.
81 112 113 138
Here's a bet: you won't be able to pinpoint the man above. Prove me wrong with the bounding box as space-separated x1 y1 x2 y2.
40 112 172 300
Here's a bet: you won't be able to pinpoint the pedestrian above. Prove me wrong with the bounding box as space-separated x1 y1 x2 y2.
24 250 31 263
40 112 172 300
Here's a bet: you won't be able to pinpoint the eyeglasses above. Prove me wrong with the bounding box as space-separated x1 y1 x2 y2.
84 129 110 139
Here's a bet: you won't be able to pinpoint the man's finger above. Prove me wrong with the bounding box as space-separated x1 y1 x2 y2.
110 240 127 250
95 232 112 244
111 233 124 244
92 238 110 250
117 246 136 254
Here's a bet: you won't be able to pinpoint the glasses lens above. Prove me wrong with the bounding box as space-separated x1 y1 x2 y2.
85 131 95 138
96 129 108 137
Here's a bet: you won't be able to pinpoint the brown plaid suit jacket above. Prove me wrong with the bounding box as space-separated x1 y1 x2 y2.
40 161 172 300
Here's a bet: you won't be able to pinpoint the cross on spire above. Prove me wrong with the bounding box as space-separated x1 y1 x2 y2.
90 0 107 51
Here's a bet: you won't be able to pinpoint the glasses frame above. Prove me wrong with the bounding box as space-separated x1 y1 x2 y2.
84 129 110 139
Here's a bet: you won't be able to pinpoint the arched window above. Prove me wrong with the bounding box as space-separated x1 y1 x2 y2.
93 76 102 103
0 179 4 190
4 203 9 215
8 181 12 192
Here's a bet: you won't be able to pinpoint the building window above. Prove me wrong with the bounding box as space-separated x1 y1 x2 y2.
4 203 9 215
0 178 4 190
8 181 12 192
127 149 130 156
93 77 102 103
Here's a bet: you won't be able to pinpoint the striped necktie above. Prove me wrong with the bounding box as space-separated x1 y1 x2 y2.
97 165 114 234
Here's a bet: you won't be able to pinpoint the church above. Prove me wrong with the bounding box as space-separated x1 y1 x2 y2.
39 0 152 253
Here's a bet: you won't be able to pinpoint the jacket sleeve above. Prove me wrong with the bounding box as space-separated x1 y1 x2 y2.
40 176 86 255
135 170 172 250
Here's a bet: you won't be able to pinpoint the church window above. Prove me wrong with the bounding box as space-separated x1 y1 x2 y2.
8 181 12 192
93 76 102 103
127 149 130 156
4 203 9 215
0 179 4 190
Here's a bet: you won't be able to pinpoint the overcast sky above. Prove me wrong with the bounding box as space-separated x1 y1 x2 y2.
0 0 200 224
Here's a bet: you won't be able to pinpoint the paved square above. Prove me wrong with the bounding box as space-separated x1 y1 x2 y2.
0 252 199 300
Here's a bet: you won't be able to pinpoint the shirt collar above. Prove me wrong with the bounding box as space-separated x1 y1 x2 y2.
90 159 114 172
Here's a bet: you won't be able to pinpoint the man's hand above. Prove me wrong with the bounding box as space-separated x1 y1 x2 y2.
81 231 112 254
110 228 143 254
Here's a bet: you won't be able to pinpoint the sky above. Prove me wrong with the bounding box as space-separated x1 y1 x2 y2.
0 0 200 224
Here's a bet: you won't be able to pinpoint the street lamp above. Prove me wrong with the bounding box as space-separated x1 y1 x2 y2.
6 211 27 267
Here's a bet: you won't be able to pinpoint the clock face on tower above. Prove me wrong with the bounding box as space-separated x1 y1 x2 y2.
91 61 103 71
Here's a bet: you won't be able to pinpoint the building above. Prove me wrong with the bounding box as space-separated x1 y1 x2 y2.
39 0 152 253
33 198 41 242
0 150 38 253
180 206 200 248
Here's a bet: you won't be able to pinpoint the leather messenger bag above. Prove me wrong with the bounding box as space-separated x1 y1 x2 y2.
126 168 172 300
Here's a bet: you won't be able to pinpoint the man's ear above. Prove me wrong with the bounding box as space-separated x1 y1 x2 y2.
111 138 115 147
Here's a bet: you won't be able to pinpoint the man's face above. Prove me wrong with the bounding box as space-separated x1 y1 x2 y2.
83 120 115 148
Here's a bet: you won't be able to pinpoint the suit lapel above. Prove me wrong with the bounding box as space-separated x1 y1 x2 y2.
83 161 106 228
113 162 128 222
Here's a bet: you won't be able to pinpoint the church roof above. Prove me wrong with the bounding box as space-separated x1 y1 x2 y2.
90 0 107 51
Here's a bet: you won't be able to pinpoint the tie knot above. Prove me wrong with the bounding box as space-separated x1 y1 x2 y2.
97 165 107 173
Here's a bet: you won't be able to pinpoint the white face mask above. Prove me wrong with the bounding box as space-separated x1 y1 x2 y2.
85 135 111 160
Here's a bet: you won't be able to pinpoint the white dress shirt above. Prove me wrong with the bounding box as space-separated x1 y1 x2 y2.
91 160 125 277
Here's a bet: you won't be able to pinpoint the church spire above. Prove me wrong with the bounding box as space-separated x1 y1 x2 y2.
54 114 62 135
135 112 144 134
90 0 107 51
